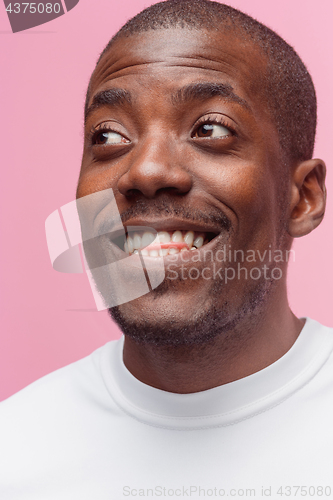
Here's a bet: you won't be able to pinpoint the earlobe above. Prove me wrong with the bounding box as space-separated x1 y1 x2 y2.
287 159 326 238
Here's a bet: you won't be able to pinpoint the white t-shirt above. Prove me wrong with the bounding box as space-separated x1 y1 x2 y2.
1 318 333 499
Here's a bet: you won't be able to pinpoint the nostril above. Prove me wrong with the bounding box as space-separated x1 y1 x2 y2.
124 186 190 200
117 156 193 199
125 189 143 198
156 187 186 196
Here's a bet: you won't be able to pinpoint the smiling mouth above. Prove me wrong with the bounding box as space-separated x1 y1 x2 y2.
121 230 218 257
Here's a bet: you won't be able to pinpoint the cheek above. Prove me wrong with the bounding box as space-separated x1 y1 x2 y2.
77 164 119 199
196 159 279 241
198 158 273 206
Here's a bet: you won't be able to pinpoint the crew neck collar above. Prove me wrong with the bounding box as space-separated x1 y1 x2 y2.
100 318 333 430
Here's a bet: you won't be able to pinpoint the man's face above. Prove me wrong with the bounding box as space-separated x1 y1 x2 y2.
78 28 289 345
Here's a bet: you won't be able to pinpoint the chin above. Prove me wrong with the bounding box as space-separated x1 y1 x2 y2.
109 298 239 349
109 302 226 348
113 278 213 326
108 273 275 348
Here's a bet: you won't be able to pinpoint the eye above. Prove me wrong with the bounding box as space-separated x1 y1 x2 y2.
94 129 130 145
192 123 231 139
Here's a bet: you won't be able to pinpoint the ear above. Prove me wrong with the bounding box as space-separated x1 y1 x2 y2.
288 159 326 238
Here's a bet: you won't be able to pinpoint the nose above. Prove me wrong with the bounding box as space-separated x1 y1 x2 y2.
117 136 192 199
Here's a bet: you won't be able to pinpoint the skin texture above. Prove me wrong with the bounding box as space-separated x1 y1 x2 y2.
77 28 326 393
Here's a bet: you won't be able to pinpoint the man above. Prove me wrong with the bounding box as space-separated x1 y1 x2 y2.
0 1 331 498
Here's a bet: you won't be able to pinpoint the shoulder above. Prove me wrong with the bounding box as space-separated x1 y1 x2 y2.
0 339 123 495
1 342 105 408
0 340 121 442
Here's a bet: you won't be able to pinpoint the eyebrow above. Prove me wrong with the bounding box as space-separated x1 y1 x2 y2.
171 82 251 111
85 88 131 122
85 82 250 123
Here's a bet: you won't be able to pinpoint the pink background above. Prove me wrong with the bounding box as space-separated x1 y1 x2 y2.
1 0 332 401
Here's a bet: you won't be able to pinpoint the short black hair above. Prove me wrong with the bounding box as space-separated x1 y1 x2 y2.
87 0 316 163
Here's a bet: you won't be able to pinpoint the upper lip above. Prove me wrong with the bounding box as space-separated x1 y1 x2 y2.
122 218 222 235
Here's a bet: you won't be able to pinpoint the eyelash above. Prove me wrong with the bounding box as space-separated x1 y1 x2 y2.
192 115 236 137
88 124 128 145
88 115 236 145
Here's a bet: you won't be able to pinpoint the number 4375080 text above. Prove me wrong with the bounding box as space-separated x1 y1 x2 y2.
6 3 61 14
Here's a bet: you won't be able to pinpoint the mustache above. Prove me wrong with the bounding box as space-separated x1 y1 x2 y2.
119 199 232 233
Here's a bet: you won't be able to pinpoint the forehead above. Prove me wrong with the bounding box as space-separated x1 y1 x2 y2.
88 28 269 114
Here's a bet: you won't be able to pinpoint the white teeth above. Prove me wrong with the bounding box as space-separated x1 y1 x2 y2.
127 236 134 253
157 231 171 243
124 229 210 256
193 234 204 248
184 231 194 247
133 233 141 250
171 230 183 242
149 249 159 257
142 232 155 248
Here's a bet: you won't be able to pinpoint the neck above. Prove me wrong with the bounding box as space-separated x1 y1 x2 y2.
122 291 304 394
